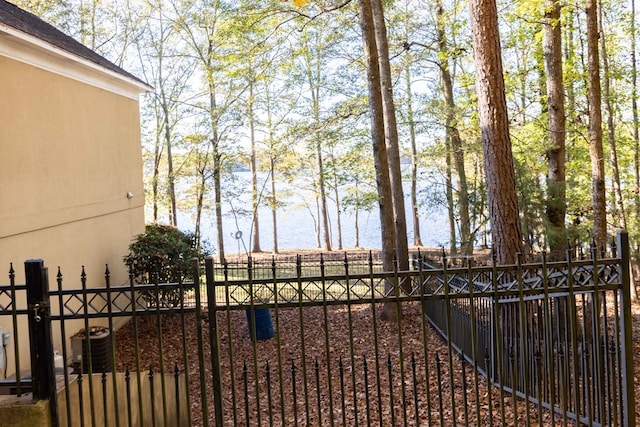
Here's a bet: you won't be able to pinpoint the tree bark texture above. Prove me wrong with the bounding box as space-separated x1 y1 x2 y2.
586 0 607 250
445 140 457 255
358 0 398 320
632 0 640 231
598 0 627 231
469 0 522 264
436 0 472 256
370 0 409 273
405 64 422 247
248 81 262 253
543 0 567 261
209 75 225 262
270 156 279 253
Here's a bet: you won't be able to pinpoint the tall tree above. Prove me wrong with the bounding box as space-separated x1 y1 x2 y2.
181 134 213 250
469 0 522 264
543 0 567 260
158 18 179 227
247 77 262 253
135 0 194 226
370 0 409 274
586 0 607 250
358 0 398 320
435 0 472 256
395 0 423 248
297 26 334 251
403 51 423 247
632 0 640 234
175 0 244 261
263 85 289 254
598 0 626 231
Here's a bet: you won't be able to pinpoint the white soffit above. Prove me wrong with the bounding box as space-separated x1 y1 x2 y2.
0 23 151 100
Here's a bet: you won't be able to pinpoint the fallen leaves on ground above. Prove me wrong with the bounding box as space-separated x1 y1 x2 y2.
115 301 576 426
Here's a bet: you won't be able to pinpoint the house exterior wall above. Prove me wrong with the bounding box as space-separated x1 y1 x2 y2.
0 43 146 376
0 56 145 283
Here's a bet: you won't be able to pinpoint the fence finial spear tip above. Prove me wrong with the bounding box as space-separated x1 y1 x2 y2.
565 239 573 261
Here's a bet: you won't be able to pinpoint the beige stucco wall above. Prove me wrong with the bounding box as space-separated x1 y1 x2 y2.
0 46 146 375
0 56 145 280
0 57 144 274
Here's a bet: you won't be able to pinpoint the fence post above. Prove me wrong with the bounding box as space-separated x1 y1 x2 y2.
617 230 636 427
25 259 58 426
204 256 224 426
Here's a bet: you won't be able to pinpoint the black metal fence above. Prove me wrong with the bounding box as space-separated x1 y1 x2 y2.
0 232 635 426
422 237 635 426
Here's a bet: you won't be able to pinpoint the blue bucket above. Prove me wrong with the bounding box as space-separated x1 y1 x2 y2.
245 308 275 341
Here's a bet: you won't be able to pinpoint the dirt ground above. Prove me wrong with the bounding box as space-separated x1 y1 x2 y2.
114 297 640 426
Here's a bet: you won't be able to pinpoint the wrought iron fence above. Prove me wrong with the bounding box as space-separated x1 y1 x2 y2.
0 232 635 426
422 243 634 426
205 233 635 426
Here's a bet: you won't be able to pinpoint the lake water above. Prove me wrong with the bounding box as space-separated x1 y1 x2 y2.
176 171 451 255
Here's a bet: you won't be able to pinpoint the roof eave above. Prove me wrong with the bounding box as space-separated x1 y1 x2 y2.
0 23 153 100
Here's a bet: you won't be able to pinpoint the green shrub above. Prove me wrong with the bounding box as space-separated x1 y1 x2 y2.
123 223 211 306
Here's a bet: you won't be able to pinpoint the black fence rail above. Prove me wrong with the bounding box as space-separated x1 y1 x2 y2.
423 240 634 426
211 248 476 282
0 232 635 426
203 235 634 426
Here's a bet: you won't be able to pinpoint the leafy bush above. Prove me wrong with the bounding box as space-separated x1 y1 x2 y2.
123 224 211 306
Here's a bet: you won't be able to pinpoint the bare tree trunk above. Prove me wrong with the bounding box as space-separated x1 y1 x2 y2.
270 156 279 254
248 80 262 253
436 0 471 256
152 111 161 222
586 0 607 251
195 157 208 252
316 140 332 251
371 0 409 275
358 0 398 320
160 69 177 227
265 88 279 254
156 14 176 226
630 0 639 302
544 0 567 261
445 141 457 255
302 35 332 251
633 0 640 230
399 3 422 248
354 179 361 248
208 75 225 262
314 195 322 248
213 149 224 262
404 63 422 247
195 183 203 250
332 166 343 250
598 1 627 231
469 0 522 264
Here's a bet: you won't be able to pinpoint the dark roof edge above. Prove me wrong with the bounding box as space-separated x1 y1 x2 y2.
0 0 152 92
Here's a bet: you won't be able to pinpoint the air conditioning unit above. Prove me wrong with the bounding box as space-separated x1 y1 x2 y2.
70 326 112 373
